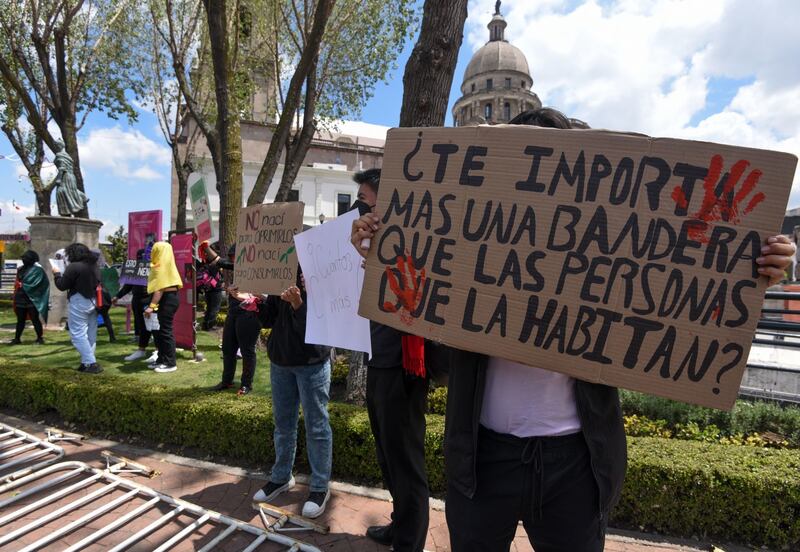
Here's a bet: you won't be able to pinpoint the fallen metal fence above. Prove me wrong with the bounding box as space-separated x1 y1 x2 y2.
0 423 64 483
0 459 321 551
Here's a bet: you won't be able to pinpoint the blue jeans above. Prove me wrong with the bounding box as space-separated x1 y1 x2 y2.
269 360 332 492
68 294 97 365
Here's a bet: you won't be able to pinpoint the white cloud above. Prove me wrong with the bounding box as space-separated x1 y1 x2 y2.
77 126 171 181
465 0 800 206
0 200 34 234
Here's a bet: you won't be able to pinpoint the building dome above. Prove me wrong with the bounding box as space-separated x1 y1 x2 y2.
463 40 531 84
452 1 541 126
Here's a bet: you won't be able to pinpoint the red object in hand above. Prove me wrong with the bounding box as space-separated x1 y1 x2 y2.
198 241 211 263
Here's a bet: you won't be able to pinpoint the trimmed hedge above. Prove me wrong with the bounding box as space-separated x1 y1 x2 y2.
1 362 798 547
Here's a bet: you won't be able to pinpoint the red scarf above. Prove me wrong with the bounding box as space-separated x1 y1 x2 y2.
402 335 426 378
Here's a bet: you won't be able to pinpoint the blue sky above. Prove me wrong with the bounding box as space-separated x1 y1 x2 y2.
2 0 799 238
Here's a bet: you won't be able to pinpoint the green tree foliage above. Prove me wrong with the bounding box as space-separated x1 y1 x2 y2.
247 0 417 204
104 225 128 264
0 0 144 216
4 240 29 259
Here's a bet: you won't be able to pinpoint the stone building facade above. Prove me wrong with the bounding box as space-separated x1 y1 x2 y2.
452 3 542 126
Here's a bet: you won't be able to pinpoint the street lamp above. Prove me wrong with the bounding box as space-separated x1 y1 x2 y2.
319 213 326 225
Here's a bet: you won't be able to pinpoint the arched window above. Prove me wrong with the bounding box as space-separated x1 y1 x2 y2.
504 102 511 121
484 103 492 120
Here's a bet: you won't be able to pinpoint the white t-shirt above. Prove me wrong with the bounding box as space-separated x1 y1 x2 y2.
479 356 582 437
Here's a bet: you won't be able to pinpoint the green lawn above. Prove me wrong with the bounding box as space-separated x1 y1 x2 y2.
0 305 272 395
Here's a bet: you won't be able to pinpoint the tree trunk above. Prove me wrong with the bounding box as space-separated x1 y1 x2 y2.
399 0 468 127
345 348 367 406
246 0 334 206
175 165 190 231
203 0 243 251
32 177 52 216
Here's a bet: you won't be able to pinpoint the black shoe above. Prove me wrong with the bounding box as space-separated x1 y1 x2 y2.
8 339 21 345
83 363 103 374
78 364 88 372
366 523 393 546
34 337 44 345
237 386 251 396
253 476 296 502
302 490 330 518
211 382 234 391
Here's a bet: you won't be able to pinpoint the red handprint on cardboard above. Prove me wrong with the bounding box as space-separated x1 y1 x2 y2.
383 252 426 325
672 154 766 243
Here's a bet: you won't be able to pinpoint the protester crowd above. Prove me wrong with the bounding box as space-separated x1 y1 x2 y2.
7 108 798 551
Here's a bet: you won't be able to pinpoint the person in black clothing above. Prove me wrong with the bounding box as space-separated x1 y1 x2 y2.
198 242 224 331
52 243 103 374
252 271 333 520
10 250 47 345
349 168 429 552
351 108 799 552
199 242 260 395
112 248 156 363
144 241 183 373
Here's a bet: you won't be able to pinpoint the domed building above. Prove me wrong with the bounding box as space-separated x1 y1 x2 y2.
453 1 541 126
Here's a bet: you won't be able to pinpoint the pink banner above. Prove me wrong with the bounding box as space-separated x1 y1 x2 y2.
122 210 163 286
170 233 196 350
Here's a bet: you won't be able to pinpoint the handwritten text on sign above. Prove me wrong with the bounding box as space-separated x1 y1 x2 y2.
234 202 304 295
358 126 797 409
295 209 372 356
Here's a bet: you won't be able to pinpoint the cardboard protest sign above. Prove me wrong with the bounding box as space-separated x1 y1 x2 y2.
295 209 372 356
359 126 797 409
234 202 304 295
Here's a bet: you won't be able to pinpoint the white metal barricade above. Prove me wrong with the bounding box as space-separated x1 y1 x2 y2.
0 423 64 482
0 460 321 551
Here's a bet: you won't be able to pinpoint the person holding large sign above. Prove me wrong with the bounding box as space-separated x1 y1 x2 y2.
351 108 797 552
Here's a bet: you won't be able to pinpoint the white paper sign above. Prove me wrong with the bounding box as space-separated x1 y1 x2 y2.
294 209 372 356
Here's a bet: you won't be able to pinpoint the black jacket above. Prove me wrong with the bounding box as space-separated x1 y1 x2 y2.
444 350 627 516
54 261 99 299
262 293 331 367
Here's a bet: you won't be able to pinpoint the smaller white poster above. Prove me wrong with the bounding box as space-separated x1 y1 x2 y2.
294 209 372 357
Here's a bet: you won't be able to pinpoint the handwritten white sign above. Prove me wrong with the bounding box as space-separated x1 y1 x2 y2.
294 209 372 356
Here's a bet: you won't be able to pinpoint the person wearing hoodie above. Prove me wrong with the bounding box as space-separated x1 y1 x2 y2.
252 270 334 520
52 243 102 374
10 250 49 345
144 241 183 373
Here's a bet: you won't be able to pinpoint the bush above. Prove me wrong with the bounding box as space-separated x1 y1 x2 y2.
428 386 447 415
331 355 349 384
620 390 800 447
1 362 799 547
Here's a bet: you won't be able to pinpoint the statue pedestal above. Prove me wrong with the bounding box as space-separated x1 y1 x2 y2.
27 216 103 329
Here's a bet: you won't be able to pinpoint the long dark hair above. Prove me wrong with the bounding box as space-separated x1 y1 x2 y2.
509 107 589 130
64 243 96 264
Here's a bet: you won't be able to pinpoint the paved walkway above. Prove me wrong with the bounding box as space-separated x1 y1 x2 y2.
0 414 736 551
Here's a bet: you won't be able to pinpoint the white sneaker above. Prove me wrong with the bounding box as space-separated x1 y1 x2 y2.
301 490 330 518
154 364 177 373
124 350 147 361
253 476 295 502
145 351 158 364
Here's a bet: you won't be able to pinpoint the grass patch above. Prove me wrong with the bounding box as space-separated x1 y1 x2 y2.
0 306 271 394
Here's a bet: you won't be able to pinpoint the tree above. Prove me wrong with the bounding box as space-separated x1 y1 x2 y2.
344 0 467 403
104 225 127 264
399 0 467 127
143 0 204 230
0 66 56 215
247 0 415 205
5 240 29 259
0 0 144 218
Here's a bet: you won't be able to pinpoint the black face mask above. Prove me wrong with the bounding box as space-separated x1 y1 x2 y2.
350 200 373 217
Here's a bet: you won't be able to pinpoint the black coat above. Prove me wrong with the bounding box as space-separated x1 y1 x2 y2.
444 349 627 516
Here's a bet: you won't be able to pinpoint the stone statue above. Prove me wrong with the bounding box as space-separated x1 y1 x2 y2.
53 140 88 217
495 0 501 15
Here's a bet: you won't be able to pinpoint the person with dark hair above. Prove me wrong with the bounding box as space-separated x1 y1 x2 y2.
10 250 49 345
52 242 103 374
252 270 333 520
349 168 430 552
199 242 260 395
351 108 797 552
113 248 157 363
145 242 183 373
198 242 224 331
